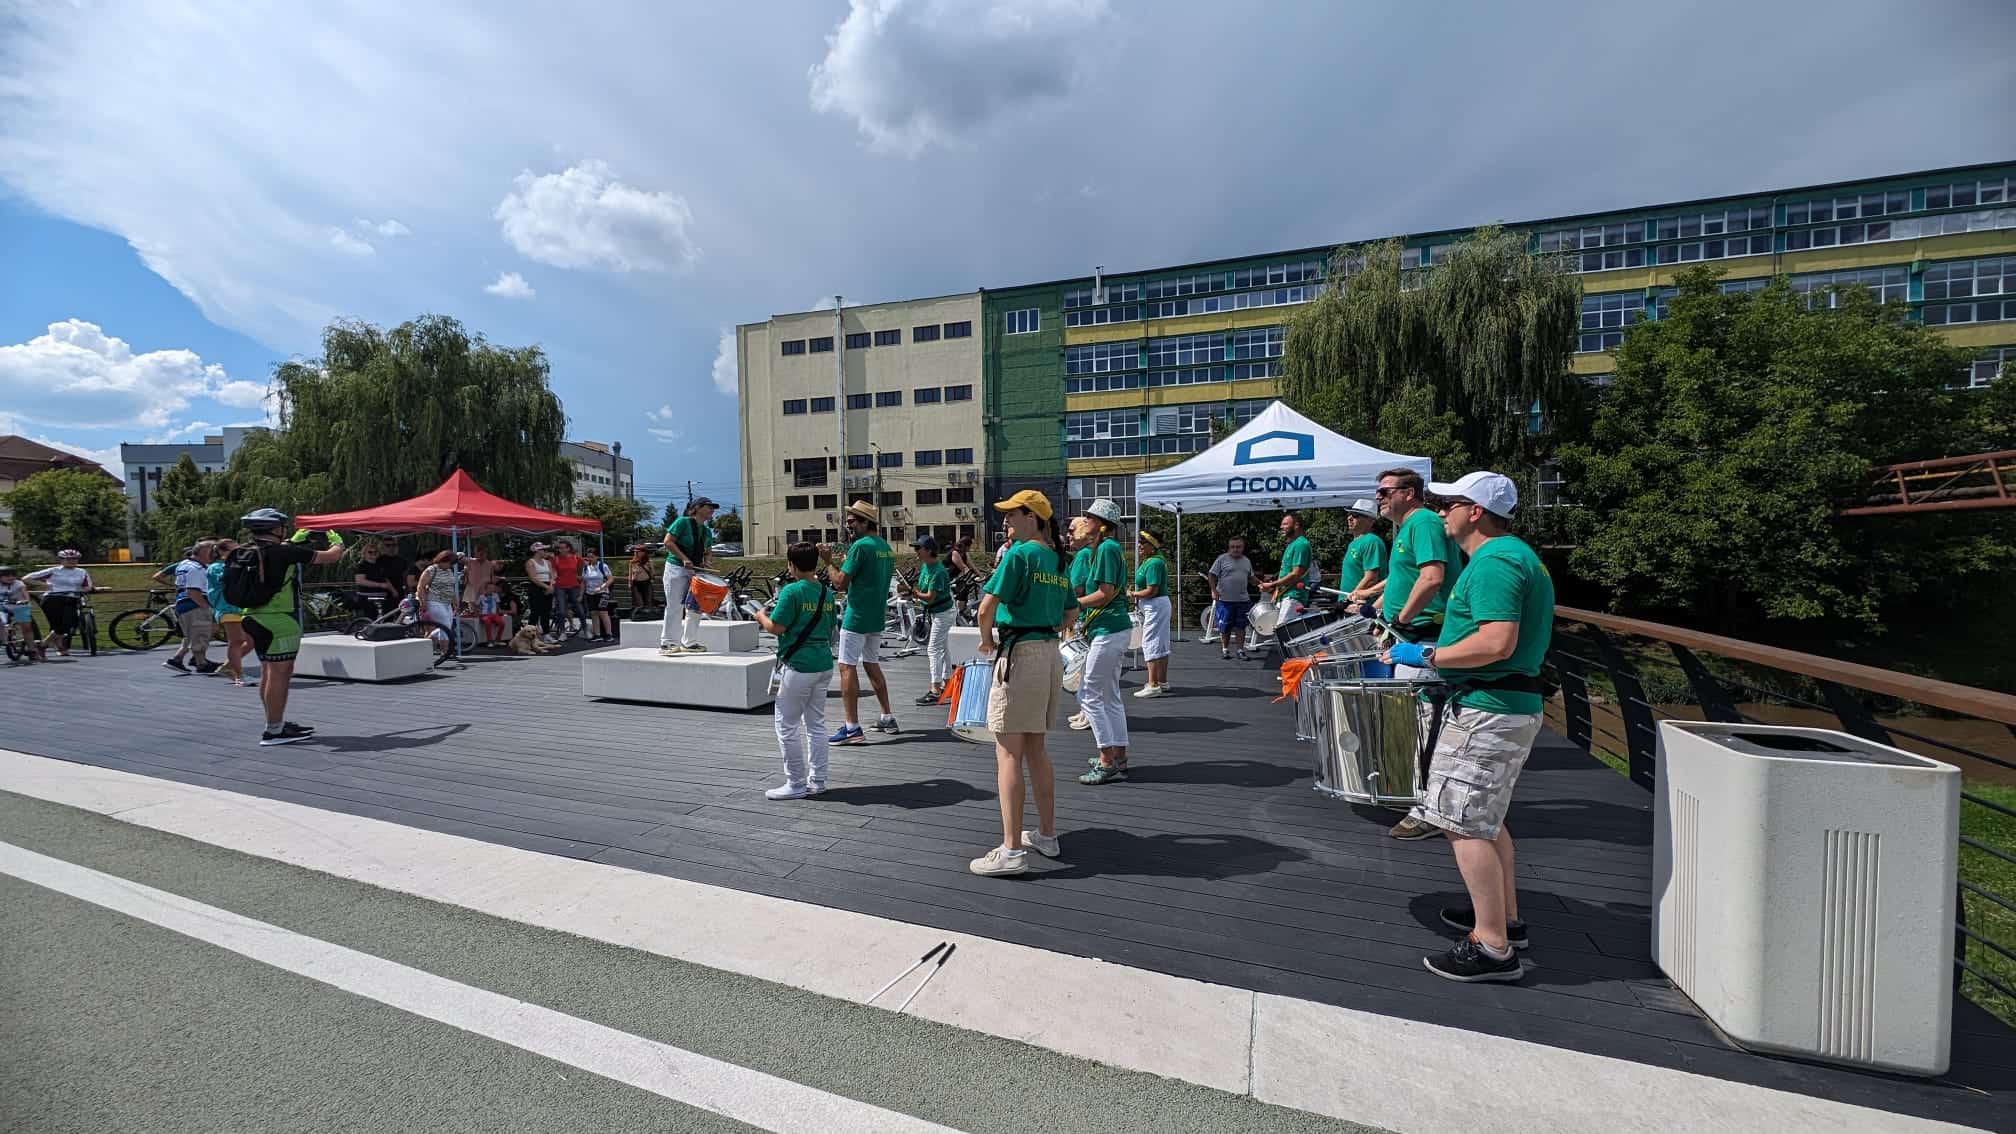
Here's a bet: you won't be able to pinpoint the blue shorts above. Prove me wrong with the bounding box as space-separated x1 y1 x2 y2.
1214 601 1252 631
5 605 33 625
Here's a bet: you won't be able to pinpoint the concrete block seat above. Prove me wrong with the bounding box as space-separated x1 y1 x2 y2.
582 647 775 710
296 634 435 682
617 618 762 654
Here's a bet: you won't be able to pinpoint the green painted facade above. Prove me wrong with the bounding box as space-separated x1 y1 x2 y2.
980 283 1069 511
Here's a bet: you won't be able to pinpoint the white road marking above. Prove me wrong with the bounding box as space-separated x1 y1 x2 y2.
0 839 964 1134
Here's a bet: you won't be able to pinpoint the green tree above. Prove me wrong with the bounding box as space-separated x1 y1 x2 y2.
571 492 651 550
1281 227 1584 474
660 500 682 531
3 469 127 559
712 508 743 542
1555 267 2002 633
270 315 570 510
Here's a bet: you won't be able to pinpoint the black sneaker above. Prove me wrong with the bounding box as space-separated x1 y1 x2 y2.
162 657 189 673
194 661 220 674
915 690 941 706
1439 907 1530 951
1424 936 1523 983
873 716 900 734
259 722 315 747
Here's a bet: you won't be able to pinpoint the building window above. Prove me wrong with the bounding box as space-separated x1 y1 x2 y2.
1066 370 1145 394
1656 206 1774 240
1064 283 1142 308
1788 266 1909 309
845 332 871 349
1064 304 1143 328
916 488 943 506
1067 475 1137 523
781 399 808 415
1146 332 1225 368
915 449 943 466
879 491 903 506
785 495 810 511
1064 341 1141 374
1923 256 2016 326
1720 278 1769 296
1961 346 2011 390
878 451 903 468
842 393 869 410
1578 292 1641 353
1788 192 1911 225
794 463 829 488
1004 308 1040 334
946 447 973 464
943 320 972 339
813 494 838 509
1785 221 1897 251
847 454 874 470
1228 326 1285 360
809 396 835 413
809 336 835 353
873 390 902 408
1229 260 1323 289
943 384 972 402
1655 233 1773 263
781 339 806 356
1145 272 1225 299
915 387 942 404
945 487 976 504
1928 177 2013 210
1230 360 1282 382
913 324 941 342
1147 366 1222 388
1888 208 2016 240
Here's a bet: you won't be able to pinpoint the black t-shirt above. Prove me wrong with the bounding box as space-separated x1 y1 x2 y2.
251 541 319 613
359 556 411 590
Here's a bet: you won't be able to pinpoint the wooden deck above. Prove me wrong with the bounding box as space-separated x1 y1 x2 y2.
16 630 2013 1129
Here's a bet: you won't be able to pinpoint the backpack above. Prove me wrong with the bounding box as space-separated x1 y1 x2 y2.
222 544 288 609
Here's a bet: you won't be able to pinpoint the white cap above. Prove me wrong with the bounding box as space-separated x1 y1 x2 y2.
1346 498 1378 518
1428 471 1518 518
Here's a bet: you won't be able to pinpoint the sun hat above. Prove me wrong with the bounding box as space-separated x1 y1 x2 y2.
1346 498 1378 518
844 499 879 524
1082 497 1124 525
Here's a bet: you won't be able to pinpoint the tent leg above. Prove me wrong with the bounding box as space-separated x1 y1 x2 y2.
450 527 464 664
1174 510 1184 643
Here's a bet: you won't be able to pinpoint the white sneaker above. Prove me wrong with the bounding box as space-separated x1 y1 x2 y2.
1134 684 1168 699
765 783 811 800
683 642 707 654
1021 829 1061 858
969 846 1028 876
658 643 685 656
1067 712 1092 730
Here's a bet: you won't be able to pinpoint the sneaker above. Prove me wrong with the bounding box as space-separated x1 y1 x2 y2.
1439 907 1530 951
658 643 686 656
873 715 900 734
1068 712 1092 730
1390 816 1438 840
1424 936 1523 983
808 781 826 795
259 722 314 747
1079 762 1127 785
1235 649 1249 661
765 783 812 800
829 724 866 745
1220 649 1230 659
683 642 707 654
1021 829 1061 859
969 846 1028 876
194 661 220 674
1134 684 1168 699
915 689 943 706
162 657 189 673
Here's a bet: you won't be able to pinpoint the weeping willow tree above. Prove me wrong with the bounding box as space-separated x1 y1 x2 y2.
1280 226 1584 474
268 315 572 510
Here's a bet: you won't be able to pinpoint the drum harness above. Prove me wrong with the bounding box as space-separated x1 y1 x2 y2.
771 586 830 687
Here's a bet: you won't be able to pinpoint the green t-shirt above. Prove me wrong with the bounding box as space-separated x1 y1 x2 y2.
1068 539 1132 639
1383 507 1460 627
839 535 896 634
1435 535 1554 715
668 516 712 566
1342 532 1388 587
1132 554 1168 598
769 578 834 673
915 560 953 614
986 540 1072 643
1278 535 1314 605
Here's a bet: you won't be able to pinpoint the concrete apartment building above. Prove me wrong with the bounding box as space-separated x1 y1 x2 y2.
738 293 985 556
561 440 633 500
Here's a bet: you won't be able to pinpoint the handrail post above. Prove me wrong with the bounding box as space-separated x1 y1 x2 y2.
1817 680 1893 745
1587 626 1659 789
1669 643 1744 723
1549 642 1594 754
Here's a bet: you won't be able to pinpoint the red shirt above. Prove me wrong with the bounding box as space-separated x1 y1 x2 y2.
552 553 582 588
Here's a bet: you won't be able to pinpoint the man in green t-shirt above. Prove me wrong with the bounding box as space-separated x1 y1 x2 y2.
901 535 957 704
1377 467 1460 651
1339 498 1389 610
818 500 898 744
1381 471 1554 985
659 497 717 654
754 542 837 800
1255 511 1315 619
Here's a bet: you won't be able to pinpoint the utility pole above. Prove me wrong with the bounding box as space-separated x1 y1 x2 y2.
612 440 626 499
685 480 693 511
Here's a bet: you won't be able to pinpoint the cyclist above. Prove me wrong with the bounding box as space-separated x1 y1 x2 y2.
25 549 94 656
0 566 43 660
234 508 346 746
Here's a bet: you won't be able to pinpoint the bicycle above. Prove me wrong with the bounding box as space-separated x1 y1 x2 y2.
3 603 40 663
346 591 473 664
109 589 185 651
41 590 99 657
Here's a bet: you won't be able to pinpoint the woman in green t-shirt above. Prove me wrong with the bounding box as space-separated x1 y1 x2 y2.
1127 530 1171 697
901 535 957 704
752 542 836 800
1068 498 1133 786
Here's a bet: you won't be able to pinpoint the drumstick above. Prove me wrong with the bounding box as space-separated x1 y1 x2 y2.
894 942 957 1012
869 942 948 1004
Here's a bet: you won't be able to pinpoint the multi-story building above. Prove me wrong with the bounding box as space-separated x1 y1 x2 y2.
561 440 633 501
739 293 986 556
980 160 2016 524
119 427 265 555
0 436 120 552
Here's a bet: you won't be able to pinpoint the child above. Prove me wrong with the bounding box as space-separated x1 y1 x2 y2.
0 566 44 661
477 581 509 646
752 542 835 800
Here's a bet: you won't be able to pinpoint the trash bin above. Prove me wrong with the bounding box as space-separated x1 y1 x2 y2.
1652 721 1960 1076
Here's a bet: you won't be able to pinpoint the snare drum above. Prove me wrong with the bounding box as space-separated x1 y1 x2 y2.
1282 616 1379 659
949 657 995 743
1309 676 1446 807
1294 652 1383 741
1058 636 1090 693
1272 606 1339 646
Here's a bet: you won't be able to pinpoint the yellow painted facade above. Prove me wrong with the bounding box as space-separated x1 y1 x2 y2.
1062 305 1297 346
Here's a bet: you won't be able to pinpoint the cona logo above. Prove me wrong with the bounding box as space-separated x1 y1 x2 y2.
1226 474 1317 493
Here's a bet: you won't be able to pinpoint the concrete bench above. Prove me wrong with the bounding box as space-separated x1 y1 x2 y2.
617 618 761 654
582 647 774 710
296 634 434 682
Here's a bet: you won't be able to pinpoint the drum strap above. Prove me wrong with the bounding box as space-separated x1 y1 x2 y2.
774 589 829 675
1417 686 1452 786
995 627 1038 683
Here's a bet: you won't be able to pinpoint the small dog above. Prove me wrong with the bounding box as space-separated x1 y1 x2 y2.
509 626 552 655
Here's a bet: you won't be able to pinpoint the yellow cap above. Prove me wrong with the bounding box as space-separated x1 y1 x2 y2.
992 489 1052 521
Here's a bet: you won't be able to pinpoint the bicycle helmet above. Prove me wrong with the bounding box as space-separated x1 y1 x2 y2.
57 548 82 559
241 507 289 532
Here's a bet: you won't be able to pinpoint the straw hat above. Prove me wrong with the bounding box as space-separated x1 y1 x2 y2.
845 499 880 525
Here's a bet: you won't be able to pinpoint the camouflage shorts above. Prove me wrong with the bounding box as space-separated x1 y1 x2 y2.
1410 706 1542 840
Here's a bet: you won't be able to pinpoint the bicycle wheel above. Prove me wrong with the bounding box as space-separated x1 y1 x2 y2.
407 617 457 663
80 609 99 656
3 633 20 662
111 608 178 651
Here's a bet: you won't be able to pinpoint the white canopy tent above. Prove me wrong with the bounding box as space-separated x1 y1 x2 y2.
1133 401 1432 638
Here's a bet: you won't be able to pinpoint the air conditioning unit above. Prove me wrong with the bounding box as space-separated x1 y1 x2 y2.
946 471 961 484
824 512 838 522
964 470 980 484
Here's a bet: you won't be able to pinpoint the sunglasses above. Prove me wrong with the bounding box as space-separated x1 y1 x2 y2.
1375 486 1409 498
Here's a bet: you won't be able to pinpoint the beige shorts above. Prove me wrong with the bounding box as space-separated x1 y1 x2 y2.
987 638 1063 735
1410 705 1542 839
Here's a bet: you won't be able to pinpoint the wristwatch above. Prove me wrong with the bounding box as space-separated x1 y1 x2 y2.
1420 646 1437 667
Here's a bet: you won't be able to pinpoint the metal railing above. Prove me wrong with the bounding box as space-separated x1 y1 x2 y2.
1542 606 2016 1021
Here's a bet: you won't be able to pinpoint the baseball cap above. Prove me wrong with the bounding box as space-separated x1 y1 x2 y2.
993 489 1052 521
693 496 717 509
1428 471 1518 518
530 541 550 552
910 535 939 553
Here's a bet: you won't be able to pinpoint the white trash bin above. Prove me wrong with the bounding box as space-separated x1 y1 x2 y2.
1653 721 1960 1076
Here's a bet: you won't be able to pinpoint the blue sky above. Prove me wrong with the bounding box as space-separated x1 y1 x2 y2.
2 0 2011 516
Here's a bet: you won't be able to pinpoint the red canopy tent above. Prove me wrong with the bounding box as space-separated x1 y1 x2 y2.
297 470 602 537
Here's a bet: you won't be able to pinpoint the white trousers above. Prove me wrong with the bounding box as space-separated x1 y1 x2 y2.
426 600 457 644
1076 631 1129 749
1138 596 1171 662
924 608 955 684
661 564 700 648
774 666 834 788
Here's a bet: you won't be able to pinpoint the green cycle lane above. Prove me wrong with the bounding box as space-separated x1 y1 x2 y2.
0 790 1385 1134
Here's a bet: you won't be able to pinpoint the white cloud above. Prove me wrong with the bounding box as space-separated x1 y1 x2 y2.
0 320 248 431
484 271 535 299
365 218 411 237
146 421 217 444
646 403 675 422
648 427 680 443
327 227 376 256
809 0 1110 156
26 435 123 473
710 329 736 396
495 160 697 272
